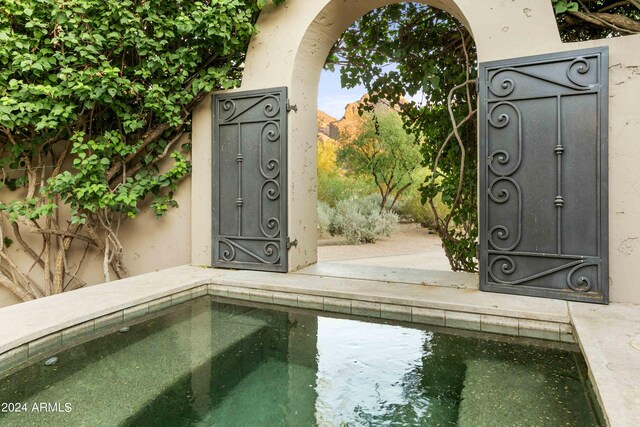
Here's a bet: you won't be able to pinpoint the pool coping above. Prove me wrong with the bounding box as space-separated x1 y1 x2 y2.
0 264 635 426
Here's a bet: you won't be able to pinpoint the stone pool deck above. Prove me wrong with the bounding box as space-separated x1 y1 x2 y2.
0 264 637 426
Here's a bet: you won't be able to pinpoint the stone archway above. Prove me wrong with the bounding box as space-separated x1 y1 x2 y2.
191 0 640 304
193 0 562 270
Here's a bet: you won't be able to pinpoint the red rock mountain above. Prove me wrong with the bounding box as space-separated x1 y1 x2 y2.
317 94 405 144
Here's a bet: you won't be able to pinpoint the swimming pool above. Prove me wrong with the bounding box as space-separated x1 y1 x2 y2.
0 297 603 426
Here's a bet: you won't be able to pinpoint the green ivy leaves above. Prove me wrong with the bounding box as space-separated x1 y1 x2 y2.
0 0 278 229
38 132 191 223
552 0 579 14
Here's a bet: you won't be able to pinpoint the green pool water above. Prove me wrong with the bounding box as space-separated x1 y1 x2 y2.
0 298 603 426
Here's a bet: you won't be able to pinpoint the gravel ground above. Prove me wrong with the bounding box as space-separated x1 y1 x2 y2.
317 223 452 271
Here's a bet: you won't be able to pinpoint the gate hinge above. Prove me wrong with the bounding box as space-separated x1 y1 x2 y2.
286 99 298 113
286 237 298 250
475 80 479 93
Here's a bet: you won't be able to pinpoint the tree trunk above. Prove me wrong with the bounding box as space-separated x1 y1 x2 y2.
389 182 412 210
52 223 82 294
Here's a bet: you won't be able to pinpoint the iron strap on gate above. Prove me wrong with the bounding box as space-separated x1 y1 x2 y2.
212 87 289 272
479 47 609 304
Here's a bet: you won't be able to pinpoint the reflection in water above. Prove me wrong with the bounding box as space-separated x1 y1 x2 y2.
314 316 602 427
0 299 602 427
315 318 430 426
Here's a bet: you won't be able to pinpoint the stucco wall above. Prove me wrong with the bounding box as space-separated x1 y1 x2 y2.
580 35 640 304
192 0 640 304
0 156 192 308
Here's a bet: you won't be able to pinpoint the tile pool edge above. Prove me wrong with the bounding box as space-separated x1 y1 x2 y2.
0 286 211 374
0 266 217 354
0 278 573 366
3 264 631 426
568 303 640 427
0 265 576 355
0 265 574 356
205 284 574 343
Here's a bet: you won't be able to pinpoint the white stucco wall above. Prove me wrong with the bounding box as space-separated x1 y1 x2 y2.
190 0 640 303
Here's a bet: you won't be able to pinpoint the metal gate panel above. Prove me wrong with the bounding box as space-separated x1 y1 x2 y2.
212 88 288 272
479 47 608 303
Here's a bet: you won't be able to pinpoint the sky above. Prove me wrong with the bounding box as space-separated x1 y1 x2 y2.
317 66 424 119
317 68 367 120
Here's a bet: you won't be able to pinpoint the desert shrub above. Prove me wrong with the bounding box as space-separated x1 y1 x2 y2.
332 196 398 244
396 191 437 226
317 170 373 207
317 201 333 236
395 187 447 227
395 169 448 226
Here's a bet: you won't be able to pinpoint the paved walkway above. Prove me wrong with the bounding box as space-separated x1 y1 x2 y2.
318 223 452 270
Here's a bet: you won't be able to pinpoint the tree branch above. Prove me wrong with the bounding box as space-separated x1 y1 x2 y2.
442 80 471 229
33 229 96 245
9 221 50 293
597 1 632 13
0 251 42 299
52 223 83 294
390 182 412 209
105 122 171 181
114 130 186 186
0 269 34 302
569 11 640 33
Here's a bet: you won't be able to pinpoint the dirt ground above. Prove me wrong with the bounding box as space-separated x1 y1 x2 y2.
317 223 453 271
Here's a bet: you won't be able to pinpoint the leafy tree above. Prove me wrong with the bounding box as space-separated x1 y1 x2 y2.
328 4 478 271
326 1 639 272
552 0 640 39
0 0 283 300
338 112 421 211
317 139 339 174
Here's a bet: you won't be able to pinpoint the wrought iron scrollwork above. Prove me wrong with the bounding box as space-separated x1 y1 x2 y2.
258 120 282 239
487 101 522 251
487 101 522 252
488 58 596 98
488 71 516 98
260 121 281 180
487 178 521 251
219 238 280 264
219 239 236 262
213 87 288 272
488 102 522 177
489 255 585 286
222 99 236 120
263 97 279 118
262 180 280 200
481 48 607 302
260 179 281 238
488 256 516 282
566 57 591 88
567 262 595 292
221 95 281 123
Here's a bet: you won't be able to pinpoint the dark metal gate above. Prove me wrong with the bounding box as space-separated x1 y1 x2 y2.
212 87 288 272
479 47 609 304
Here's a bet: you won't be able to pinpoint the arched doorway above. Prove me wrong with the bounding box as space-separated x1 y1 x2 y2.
193 0 610 303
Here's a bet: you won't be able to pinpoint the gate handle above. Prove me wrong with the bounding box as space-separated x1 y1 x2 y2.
286 238 298 250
